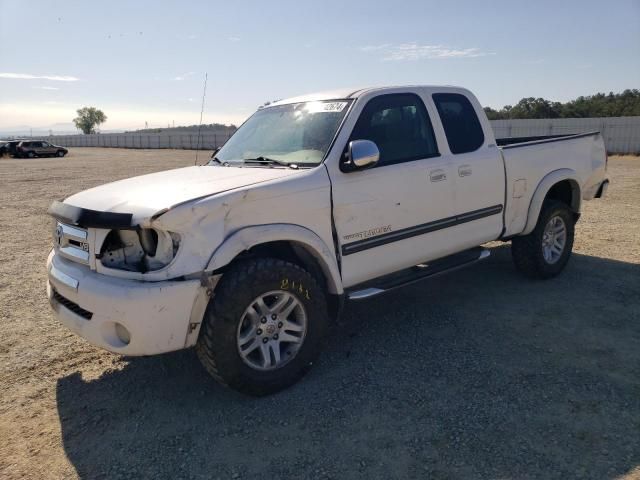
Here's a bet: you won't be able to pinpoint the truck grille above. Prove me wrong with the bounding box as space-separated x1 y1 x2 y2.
54 222 90 265
52 288 93 320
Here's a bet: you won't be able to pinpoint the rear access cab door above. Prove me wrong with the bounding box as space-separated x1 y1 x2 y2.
431 90 505 248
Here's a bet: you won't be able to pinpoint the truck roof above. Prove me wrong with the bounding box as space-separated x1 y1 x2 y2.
270 85 468 107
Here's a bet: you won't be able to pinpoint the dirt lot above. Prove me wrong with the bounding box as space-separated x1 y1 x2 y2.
0 148 639 479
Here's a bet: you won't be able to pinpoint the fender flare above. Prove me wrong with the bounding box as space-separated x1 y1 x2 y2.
205 224 343 294
522 168 581 235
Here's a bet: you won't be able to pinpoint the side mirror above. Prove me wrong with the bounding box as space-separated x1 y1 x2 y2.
210 148 220 158
346 139 379 171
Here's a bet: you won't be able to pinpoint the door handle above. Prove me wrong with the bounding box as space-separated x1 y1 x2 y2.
458 165 472 177
429 169 447 182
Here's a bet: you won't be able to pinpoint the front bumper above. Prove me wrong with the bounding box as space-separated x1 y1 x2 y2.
47 250 204 355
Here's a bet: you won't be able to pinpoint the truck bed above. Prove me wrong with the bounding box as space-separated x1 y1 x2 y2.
497 131 607 237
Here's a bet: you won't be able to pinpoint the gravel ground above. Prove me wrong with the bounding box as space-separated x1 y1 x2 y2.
0 148 639 479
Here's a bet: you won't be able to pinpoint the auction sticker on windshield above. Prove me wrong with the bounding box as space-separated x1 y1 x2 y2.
305 101 348 113
323 102 348 112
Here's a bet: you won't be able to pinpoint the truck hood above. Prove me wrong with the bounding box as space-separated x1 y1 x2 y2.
63 165 300 222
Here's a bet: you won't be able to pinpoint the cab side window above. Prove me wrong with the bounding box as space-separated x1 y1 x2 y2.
350 93 438 167
432 93 484 154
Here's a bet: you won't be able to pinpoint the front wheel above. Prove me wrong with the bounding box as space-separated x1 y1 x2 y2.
196 257 329 396
27 152 35 158
57 150 65 157
511 200 575 279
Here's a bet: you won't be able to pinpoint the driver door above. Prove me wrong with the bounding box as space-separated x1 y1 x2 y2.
41 141 56 155
328 92 456 288
34 142 48 155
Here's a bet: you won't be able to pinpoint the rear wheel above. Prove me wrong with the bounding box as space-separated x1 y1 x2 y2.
511 200 575 279
27 151 35 158
196 257 329 396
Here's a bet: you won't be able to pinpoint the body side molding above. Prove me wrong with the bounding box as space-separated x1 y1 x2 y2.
341 205 503 256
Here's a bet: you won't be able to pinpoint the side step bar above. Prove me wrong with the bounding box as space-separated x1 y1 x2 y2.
347 247 490 301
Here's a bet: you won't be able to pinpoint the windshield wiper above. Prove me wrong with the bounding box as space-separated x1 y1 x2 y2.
242 156 298 168
209 156 232 167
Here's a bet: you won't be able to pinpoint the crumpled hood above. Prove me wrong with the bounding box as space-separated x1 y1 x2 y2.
64 165 299 221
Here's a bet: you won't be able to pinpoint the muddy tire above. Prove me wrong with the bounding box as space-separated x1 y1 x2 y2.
196 257 329 396
512 200 575 279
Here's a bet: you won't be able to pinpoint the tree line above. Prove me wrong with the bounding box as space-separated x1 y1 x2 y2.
484 89 640 120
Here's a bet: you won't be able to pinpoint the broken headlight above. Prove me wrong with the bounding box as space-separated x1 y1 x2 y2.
99 228 180 272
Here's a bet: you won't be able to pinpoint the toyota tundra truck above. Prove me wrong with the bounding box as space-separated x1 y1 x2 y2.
47 86 609 395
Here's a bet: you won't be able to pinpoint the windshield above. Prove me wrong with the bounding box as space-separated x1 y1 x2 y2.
210 100 351 167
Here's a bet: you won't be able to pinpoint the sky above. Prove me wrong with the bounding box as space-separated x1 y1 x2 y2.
0 0 639 133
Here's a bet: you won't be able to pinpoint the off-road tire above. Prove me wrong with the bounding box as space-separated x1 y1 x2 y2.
27 151 35 158
511 200 575 279
196 257 329 396
57 150 65 157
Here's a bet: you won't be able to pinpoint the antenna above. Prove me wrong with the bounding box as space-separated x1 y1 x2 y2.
194 72 208 165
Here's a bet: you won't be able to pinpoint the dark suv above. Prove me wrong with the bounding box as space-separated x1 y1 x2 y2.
16 141 68 158
3 140 25 157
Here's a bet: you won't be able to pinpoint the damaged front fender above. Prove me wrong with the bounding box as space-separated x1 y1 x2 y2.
205 224 343 294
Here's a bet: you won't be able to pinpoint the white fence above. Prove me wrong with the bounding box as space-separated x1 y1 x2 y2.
491 116 640 154
33 132 234 150
33 116 640 154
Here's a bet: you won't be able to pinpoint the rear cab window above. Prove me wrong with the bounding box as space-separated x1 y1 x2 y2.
432 93 484 154
349 93 439 167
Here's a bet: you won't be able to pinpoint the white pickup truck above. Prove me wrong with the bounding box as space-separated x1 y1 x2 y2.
47 86 609 395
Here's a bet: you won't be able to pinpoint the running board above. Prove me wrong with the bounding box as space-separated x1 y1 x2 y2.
346 247 490 301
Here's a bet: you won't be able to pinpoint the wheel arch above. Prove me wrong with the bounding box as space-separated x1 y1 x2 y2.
522 169 581 235
205 224 343 295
